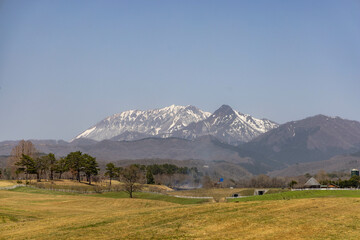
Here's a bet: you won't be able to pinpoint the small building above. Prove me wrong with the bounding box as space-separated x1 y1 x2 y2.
304 177 321 188
351 169 359 177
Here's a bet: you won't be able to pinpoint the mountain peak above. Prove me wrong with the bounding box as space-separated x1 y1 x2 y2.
213 104 235 116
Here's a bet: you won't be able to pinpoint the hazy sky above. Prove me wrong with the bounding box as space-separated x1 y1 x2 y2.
0 0 359 141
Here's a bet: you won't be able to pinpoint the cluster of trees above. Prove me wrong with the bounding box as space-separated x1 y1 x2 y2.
15 151 99 184
4 141 100 184
146 164 197 175
103 163 201 197
337 176 360 188
319 176 360 188
105 163 199 186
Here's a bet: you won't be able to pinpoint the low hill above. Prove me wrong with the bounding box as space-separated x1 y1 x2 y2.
268 154 360 177
239 115 360 171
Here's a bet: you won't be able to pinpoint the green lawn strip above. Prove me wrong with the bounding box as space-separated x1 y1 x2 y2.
228 190 360 202
6 187 208 205
266 188 291 194
88 191 209 205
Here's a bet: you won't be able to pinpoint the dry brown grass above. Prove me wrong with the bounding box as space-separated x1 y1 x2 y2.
0 180 17 187
1 189 360 239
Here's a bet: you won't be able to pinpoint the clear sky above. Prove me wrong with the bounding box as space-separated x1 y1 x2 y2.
0 0 359 141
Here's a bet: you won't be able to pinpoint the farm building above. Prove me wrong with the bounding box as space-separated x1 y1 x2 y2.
304 177 321 188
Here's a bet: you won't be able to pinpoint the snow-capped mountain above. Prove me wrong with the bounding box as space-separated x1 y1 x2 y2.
74 104 278 144
74 105 211 141
170 105 278 145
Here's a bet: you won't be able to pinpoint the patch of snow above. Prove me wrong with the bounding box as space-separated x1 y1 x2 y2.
75 126 96 139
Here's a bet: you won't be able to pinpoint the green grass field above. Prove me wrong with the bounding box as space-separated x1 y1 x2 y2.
2 185 360 239
228 189 360 202
167 188 254 202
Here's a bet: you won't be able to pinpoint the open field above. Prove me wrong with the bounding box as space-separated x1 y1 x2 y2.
2 188 360 239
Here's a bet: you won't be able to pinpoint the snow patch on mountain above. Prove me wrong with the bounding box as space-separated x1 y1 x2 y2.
75 126 97 139
74 105 211 141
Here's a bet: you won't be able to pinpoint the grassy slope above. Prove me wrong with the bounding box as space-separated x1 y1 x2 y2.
228 190 360 202
1 189 360 239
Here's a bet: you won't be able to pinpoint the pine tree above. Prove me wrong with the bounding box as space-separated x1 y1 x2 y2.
105 163 118 186
83 154 99 185
55 157 69 179
146 168 155 184
65 151 85 182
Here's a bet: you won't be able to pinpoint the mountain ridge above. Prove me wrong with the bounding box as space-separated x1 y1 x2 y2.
74 104 279 144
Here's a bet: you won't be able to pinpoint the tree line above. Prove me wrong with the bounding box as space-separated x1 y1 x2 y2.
104 162 199 185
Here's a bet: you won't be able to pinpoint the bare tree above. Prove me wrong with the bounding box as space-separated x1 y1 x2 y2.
316 170 328 183
7 140 38 178
120 165 143 198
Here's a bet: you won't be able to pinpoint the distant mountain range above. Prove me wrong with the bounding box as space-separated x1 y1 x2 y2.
73 105 278 145
1 107 360 179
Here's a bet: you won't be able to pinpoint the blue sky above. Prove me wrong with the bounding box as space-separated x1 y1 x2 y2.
0 0 359 141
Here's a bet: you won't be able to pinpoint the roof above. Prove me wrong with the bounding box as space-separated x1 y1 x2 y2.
304 177 320 186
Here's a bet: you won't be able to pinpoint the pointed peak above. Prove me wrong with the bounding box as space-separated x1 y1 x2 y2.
213 104 235 116
184 105 198 111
